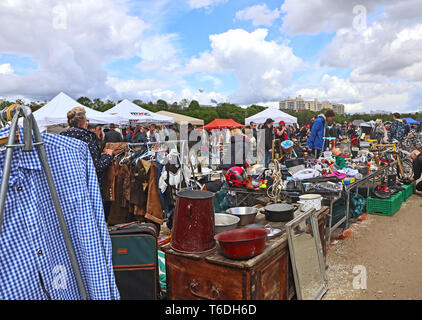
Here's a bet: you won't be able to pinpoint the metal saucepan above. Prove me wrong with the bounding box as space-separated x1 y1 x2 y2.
226 207 259 226
214 213 240 234
262 203 298 222
297 194 322 212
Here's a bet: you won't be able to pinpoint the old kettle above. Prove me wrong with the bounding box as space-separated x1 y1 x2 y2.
170 189 216 253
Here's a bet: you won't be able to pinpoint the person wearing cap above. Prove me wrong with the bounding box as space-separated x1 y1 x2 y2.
307 109 336 158
264 118 274 167
275 121 288 142
104 123 123 143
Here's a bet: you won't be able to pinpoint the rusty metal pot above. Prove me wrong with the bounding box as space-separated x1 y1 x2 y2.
170 189 216 253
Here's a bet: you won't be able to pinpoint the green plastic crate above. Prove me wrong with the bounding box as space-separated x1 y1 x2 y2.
401 184 414 201
398 190 406 202
367 192 402 217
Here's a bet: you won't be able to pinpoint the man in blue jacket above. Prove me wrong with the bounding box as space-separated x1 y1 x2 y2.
307 109 336 158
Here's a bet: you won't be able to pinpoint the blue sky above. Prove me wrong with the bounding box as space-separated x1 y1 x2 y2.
0 0 421 113
107 0 337 97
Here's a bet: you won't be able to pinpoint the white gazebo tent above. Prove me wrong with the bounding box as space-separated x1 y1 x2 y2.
105 99 174 125
245 107 298 125
32 92 120 131
156 111 204 126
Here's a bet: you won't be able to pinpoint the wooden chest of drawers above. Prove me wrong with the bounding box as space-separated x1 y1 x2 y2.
163 207 328 300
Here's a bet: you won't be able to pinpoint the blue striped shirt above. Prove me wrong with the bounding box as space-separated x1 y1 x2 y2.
0 127 119 300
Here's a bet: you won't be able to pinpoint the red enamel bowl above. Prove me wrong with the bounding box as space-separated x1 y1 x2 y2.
214 228 270 260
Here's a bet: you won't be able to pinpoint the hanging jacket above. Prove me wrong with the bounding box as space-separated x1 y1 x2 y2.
388 119 406 141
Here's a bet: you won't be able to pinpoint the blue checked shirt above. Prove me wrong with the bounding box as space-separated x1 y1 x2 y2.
0 126 120 300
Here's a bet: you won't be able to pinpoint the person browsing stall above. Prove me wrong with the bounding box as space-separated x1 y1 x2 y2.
264 118 274 168
61 107 114 180
388 113 406 142
307 109 336 158
147 124 160 143
275 121 288 142
410 150 422 192
105 123 123 143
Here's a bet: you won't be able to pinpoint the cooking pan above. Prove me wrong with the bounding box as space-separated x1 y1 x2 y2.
226 207 259 226
262 203 298 222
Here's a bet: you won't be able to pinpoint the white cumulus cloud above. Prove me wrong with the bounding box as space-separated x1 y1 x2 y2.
180 28 304 105
187 0 228 10
235 4 280 27
0 63 13 75
0 0 153 100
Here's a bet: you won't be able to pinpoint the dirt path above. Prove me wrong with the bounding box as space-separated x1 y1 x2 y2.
324 191 422 300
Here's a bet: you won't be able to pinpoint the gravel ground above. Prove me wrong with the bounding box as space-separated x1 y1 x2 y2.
323 191 422 300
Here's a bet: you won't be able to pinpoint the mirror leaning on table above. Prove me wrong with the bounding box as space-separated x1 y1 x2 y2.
286 208 328 300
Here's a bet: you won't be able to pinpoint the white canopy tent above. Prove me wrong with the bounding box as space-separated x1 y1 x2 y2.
360 120 375 127
245 107 298 125
105 99 174 125
31 92 120 130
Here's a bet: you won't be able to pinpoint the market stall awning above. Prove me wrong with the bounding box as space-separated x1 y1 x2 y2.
105 99 174 125
245 107 297 125
32 92 120 129
202 119 244 130
360 120 375 127
156 111 204 126
403 117 420 125
353 119 365 126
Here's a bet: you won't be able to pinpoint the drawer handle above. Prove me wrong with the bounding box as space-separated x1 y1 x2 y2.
189 280 220 300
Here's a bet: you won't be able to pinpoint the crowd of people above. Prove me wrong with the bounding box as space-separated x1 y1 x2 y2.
61 106 422 208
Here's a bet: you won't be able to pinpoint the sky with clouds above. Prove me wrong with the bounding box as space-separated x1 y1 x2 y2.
0 0 421 113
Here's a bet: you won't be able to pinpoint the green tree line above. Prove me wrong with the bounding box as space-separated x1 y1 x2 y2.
1 96 420 126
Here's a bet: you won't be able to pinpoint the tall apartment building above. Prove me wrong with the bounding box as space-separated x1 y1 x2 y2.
279 95 345 114
332 103 345 115
370 110 391 115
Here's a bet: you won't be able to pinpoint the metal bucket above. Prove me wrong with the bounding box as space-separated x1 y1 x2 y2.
170 189 216 253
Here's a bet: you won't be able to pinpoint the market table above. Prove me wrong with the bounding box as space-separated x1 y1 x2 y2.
342 162 396 230
162 206 329 300
220 186 271 207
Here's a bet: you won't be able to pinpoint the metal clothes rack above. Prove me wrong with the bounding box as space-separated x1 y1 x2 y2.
0 104 88 300
114 139 193 191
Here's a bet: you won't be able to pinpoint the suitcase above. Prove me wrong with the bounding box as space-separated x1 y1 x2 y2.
109 222 161 300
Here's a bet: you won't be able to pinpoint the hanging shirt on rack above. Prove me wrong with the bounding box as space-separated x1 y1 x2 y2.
0 127 119 300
